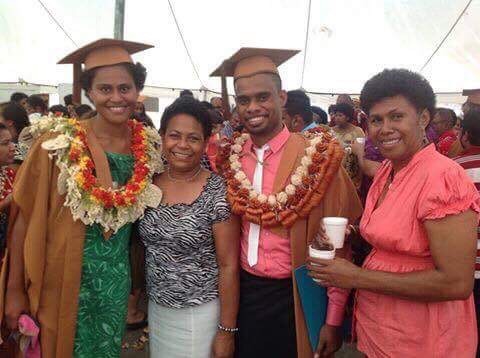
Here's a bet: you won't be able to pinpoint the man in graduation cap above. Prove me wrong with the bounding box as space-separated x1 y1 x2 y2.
212 49 363 358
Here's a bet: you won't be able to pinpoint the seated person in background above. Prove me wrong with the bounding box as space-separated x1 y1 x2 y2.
337 94 359 126
10 92 28 110
206 109 224 172
0 123 15 253
64 94 78 118
210 96 225 117
453 109 480 356
432 107 462 157
312 105 329 126
75 104 94 119
332 103 365 189
283 90 317 132
49 104 69 117
0 103 31 163
26 94 47 122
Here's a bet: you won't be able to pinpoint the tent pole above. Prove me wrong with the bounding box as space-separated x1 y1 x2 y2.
114 0 125 40
73 63 82 104
221 73 231 121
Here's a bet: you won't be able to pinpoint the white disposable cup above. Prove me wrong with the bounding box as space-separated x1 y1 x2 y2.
356 137 366 144
309 245 335 283
323 217 348 249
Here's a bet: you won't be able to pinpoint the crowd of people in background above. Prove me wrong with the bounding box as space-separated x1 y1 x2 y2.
0 39 480 358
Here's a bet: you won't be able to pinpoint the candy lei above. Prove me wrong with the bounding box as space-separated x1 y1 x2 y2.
35 115 163 233
217 127 344 228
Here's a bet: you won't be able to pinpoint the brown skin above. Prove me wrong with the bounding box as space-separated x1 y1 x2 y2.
235 74 341 354
350 141 381 178
332 112 349 129
282 109 305 133
234 73 286 147
0 115 18 140
431 112 453 137
308 96 476 303
0 129 15 212
159 114 239 358
5 64 140 331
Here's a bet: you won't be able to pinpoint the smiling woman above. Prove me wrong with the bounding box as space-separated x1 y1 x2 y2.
138 96 240 358
308 69 480 357
0 39 163 358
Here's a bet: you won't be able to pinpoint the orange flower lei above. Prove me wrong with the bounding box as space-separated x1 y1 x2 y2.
217 127 343 228
71 120 149 208
37 115 163 233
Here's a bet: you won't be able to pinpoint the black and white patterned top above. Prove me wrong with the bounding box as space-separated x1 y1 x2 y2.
138 173 230 308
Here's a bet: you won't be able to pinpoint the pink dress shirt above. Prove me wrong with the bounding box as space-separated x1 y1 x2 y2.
357 144 479 357
239 126 349 326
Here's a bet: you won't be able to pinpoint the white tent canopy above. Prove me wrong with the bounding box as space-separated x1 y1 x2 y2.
1 0 479 102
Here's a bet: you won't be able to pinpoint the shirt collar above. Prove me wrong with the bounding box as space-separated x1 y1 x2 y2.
302 122 318 132
243 125 291 155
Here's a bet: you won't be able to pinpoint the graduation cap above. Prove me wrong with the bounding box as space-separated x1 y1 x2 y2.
210 47 300 118
462 89 480 105
58 38 153 103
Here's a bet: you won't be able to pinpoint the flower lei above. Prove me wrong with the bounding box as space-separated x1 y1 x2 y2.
217 127 343 228
34 115 163 233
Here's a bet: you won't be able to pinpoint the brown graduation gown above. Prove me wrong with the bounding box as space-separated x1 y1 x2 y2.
269 133 363 358
0 123 127 357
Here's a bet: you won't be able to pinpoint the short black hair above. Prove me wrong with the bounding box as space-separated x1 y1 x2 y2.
49 104 69 117
160 96 212 139
208 109 224 126
10 92 28 103
334 103 355 121
200 101 214 110
285 90 313 125
1 102 30 136
436 107 457 127
27 95 48 113
462 110 480 146
360 69 436 120
328 104 336 115
179 89 194 97
311 106 328 125
64 94 73 106
75 104 93 118
80 62 147 92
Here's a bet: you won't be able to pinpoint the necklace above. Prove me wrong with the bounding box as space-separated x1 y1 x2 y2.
167 166 202 182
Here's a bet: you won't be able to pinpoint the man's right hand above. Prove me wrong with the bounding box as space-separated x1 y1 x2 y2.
5 287 29 331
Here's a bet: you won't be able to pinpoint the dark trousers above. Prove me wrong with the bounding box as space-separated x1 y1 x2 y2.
475 280 480 358
235 269 297 358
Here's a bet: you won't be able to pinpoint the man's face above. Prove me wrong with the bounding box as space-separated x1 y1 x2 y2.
234 74 286 138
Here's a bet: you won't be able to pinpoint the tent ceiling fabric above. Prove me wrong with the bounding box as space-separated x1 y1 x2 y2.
1 0 479 95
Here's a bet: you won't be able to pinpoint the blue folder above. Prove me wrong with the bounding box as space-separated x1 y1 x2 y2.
294 264 328 351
